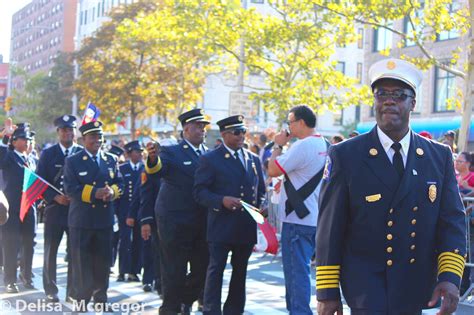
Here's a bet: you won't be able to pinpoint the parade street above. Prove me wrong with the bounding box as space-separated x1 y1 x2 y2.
0 223 464 315
0 222 316 314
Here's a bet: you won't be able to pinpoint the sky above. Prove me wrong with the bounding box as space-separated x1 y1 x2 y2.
0 0 33 63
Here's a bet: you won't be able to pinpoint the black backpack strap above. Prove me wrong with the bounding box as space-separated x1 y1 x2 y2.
284 138 330 219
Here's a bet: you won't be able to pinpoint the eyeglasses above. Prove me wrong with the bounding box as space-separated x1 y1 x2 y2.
374 90 415 102
285 119 300 125
455 159 467 163
228 129 247 136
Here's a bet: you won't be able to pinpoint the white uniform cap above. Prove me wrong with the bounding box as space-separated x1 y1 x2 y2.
369 58 423 93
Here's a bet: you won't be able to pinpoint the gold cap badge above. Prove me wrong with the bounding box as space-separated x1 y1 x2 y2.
428 184 436 203
369 148 378 156
387 61 396 70
416 148 424 156
94 121 99 127
238 116 243 122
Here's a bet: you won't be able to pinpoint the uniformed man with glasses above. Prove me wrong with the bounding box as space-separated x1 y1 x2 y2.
316 58 466 315
193 115 266 315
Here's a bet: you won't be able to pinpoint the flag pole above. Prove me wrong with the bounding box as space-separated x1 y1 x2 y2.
24 166 64 196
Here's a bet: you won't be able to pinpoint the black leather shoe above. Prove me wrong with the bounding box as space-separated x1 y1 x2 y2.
181 303 191 315
143 284 152 292
6 283 19 293
117 274 125 282
127 274 140 282
23 281 35 290
46 294 59 303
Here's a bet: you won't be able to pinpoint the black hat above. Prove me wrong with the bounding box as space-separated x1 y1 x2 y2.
216 115 246 132
11 123 34 141
109 145 124 157
124 140 143 153
178 108 210 126
79 121 103 136
444 130 456 138
54 115 77 128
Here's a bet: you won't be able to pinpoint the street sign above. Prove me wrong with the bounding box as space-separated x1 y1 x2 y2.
229 92 258 118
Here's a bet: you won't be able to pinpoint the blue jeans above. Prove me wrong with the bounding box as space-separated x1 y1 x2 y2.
281 222 316 315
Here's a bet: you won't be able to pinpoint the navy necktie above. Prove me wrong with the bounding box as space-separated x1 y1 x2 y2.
92 155 98 167
391 142 404 179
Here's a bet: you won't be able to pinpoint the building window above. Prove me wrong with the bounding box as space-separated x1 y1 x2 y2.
84 9 88 24
333 109 344 126
437 2 460 41
356 63 362 83
373 22 393 52
336 61 345 74
98 3 101 17
92 8 95 22
102 0 105 15
434 65 456 112
357 28 364 49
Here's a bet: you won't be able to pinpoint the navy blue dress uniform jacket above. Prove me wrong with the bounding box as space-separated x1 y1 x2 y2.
138 171 160 225
193 145 266 245
0 146 37 229
64 150 124 229
145 141 207 225
315 127 466 313
36 144 83 227
116 162 143 221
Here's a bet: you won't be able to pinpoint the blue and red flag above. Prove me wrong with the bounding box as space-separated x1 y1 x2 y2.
81 102 101 125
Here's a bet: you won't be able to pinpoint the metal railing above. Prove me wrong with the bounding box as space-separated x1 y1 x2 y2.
460 196 474 307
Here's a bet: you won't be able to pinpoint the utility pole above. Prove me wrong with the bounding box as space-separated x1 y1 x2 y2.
236 0 247 93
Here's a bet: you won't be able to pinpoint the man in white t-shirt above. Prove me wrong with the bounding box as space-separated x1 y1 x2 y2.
268 105 327 315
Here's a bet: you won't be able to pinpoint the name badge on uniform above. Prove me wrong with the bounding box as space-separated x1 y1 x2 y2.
109 168 115 179
124 173 131 177
365 194 382 202
79 171 88 176
428 184 437 203
183 161 192 165
55 164 62 168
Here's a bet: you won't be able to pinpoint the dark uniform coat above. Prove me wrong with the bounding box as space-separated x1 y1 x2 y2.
148 141 208 225
315 127 466 313
0 146 37 285
36 143 82 297
193 145 266 245
145 140 210 311
64 150 123 229
37 144 83 226
115 161 143 275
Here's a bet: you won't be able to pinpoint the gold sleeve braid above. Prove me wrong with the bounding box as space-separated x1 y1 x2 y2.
316 265 340 290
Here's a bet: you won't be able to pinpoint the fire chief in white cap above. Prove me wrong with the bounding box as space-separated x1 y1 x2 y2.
315 59 466 315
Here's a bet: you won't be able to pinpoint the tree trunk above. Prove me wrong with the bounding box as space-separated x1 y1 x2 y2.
457 0 474 151
130 103 137 140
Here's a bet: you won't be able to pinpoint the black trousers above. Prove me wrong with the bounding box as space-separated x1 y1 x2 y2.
203 242 253 315
142 223 162 288
118 220 142 275
157 215 208 315
1 219 35 285
42 221 73 296
69 227 112 304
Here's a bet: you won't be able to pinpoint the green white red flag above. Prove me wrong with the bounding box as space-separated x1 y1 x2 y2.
20 167 48 222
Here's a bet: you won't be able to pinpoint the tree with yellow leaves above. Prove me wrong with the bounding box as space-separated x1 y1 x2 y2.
317 0 472 150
